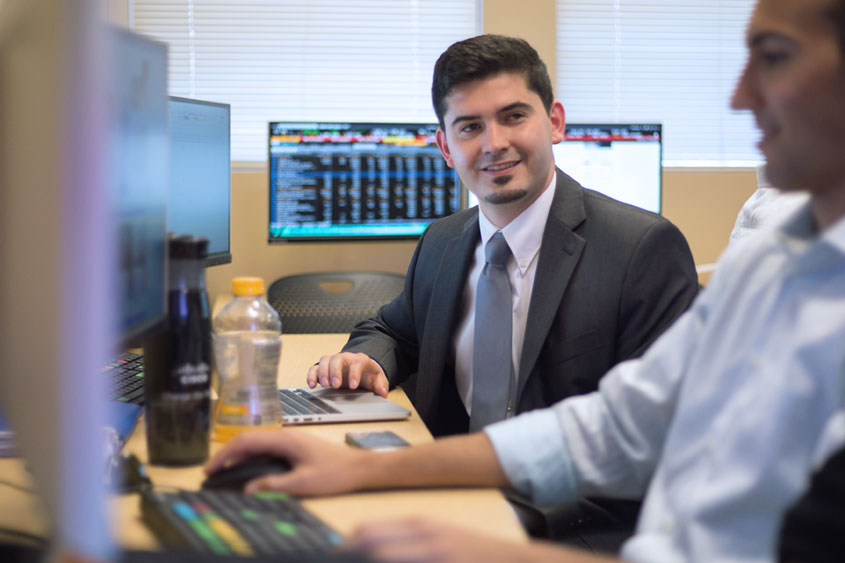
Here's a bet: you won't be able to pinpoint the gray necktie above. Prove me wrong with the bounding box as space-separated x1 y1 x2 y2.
470 231 513 432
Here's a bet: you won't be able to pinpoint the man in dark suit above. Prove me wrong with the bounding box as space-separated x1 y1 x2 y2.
334 172 696 439
305 34 697 550
307 34 697 439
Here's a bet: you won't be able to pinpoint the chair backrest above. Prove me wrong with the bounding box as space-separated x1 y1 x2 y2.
267 271 406 334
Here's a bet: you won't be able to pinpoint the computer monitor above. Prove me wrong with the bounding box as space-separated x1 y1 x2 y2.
268 122 460 242
168 96 232 266
553 123 662 214
115 38 169 345
0 8 168 557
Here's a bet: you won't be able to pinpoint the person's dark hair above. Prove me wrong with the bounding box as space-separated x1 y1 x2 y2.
832 0 845 54
431 34 554 128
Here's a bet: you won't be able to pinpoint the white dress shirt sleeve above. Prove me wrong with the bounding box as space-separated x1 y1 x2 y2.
485 281 715 506
485 408 579 506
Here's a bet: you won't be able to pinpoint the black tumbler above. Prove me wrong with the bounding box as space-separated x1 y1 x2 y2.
144 234 212 465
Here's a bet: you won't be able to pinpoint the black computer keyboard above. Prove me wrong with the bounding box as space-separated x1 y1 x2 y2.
279 388 341 415
105 351 145 404
140 489 343 557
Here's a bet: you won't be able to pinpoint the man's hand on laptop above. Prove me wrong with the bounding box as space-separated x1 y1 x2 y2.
307 352 389 398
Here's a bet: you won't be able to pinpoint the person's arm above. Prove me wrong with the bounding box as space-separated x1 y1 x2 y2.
348 517 619 563
205 431 621 563
340 225 439 386
204 428 507 496
306 227 434 394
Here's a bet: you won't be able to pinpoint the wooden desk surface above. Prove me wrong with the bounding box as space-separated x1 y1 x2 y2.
1 333 526 549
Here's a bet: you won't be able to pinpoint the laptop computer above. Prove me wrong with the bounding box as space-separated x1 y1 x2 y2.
279 387 411 425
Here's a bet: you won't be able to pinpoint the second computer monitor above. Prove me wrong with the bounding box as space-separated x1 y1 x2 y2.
553 123 662 214
268 122 460 242
168 96 232 266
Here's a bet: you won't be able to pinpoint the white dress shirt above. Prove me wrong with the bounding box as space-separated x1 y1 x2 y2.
453 172 556 416
486 203 845 562
729 163 809 248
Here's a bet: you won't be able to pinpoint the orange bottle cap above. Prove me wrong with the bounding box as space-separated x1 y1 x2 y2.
231 276 265 296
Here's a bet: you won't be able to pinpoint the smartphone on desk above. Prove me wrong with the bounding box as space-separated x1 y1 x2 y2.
345 430 410 451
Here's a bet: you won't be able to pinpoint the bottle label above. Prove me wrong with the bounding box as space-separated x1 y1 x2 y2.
177 362 211 387
161 362 210 401
213 332 283 429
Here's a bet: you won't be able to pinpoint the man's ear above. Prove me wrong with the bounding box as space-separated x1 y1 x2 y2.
435 128 455 168
549 101 566 144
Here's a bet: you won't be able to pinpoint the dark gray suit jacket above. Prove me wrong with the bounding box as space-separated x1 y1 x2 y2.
344 169 699 437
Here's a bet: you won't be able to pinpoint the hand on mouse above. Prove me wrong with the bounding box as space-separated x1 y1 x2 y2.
306 352 389 398
205 428 372 496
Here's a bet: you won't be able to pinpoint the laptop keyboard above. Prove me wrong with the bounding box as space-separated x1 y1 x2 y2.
279 389 341 416
141 489 343 556
104 351 145 404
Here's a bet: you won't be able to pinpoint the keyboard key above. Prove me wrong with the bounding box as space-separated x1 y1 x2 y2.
105 353 146 405
279 389 340 415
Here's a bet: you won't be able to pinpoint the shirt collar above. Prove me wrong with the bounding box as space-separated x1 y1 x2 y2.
821 212 845 256
478 171 557 274
778 201 845 259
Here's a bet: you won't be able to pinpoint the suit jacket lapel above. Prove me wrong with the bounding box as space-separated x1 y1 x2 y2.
415 212 479 409
517 171 587 398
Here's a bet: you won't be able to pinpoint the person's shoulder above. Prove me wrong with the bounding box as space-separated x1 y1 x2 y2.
580 186 665 226
703 221 783 294
572 185 681 246
421 206 478 239
552 170 664 228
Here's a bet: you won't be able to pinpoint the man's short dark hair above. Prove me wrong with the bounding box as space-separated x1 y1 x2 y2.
832 0 845 54
431 34 554 128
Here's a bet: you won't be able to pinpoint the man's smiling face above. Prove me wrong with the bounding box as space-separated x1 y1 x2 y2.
435 71 565 227
731 0 845 197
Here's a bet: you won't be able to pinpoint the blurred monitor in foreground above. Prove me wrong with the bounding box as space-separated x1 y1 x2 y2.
0 3 168 557
115 33 168 344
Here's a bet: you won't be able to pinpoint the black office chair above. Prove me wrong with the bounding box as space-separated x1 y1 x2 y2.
267 271 406 334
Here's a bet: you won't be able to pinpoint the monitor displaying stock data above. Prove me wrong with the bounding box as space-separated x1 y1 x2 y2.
268 122 460 242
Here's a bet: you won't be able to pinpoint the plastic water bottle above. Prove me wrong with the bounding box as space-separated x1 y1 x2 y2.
212 276 283 441
144 235 212 465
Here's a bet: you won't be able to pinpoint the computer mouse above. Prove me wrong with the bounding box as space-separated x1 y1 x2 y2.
201 454 291 491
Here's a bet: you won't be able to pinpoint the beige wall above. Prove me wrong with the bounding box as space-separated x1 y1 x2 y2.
663 169 756 265
483 0 557 86
107 0 757 299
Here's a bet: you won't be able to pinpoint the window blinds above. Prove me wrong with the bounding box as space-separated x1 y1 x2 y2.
556 0 760 166
132 0 479 163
